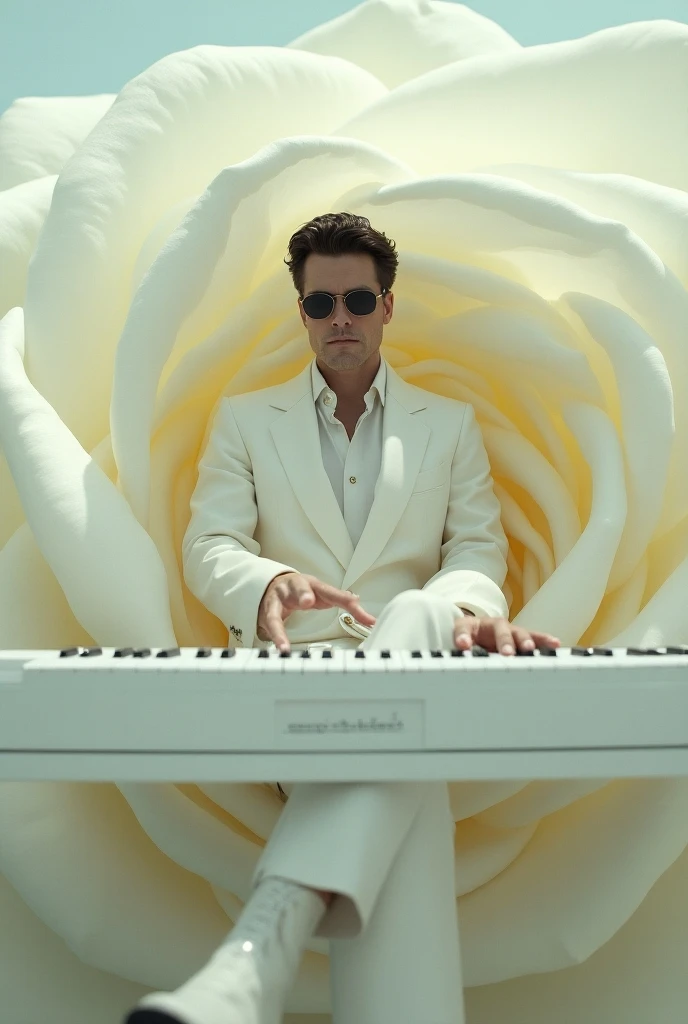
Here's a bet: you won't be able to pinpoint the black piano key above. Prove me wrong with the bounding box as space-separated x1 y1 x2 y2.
133 648 151 658
196 647 212 658
321 650 332 658
626 647 659 656
300 650 311 658
59 647 80 657
537 646 557 656
156 648 180 658
471 645 489 657
114 647 134 658
571 647 593 656
380 650 391 658
80 647 102 657
450 649 465 657
666 646 688 655
592 647 613 656
355 650 365 658
430 650 443 658
411 651 423 658
279 650 292 658
257 650 269 659
220 648 236 658
516 648 534 657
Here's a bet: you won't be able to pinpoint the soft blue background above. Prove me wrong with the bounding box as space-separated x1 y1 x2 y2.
1 0 687 117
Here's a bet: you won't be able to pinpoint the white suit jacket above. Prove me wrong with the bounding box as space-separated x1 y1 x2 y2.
182 362 509 647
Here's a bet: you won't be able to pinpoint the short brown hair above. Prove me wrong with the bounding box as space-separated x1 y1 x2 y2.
285 212 398 296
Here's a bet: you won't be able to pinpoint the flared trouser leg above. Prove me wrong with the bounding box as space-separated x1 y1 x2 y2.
329 778 464 1024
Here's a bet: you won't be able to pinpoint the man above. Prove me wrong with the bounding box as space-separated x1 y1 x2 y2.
125 213 559 1024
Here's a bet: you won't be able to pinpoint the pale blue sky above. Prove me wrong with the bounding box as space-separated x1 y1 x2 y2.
1 0 687 117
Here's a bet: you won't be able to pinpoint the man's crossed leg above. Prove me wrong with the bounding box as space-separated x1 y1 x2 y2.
124 591 466 1024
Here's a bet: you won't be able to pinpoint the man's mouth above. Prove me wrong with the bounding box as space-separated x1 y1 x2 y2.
328 337 359 343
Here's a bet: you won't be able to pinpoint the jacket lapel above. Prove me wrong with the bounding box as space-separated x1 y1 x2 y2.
342 369 430 590
269 368 354 570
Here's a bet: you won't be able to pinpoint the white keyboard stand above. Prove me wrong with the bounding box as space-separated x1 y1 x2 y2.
2 646 688 782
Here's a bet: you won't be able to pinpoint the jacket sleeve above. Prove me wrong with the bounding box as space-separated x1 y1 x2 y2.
182 398 297 646
422 403 509 619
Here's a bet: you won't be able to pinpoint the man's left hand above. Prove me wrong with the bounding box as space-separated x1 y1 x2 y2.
454 615 560 656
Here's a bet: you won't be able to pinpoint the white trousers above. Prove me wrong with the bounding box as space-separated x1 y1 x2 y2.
253 591 466 1024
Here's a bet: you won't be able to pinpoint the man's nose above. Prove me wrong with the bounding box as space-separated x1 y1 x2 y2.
331 295 352 327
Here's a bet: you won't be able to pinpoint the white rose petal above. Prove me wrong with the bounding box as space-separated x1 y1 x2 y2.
589 555 648 645
338 21 688 190
465 847 688 1023
481 166 688 284
0 175 56 318
0 870 148 1024
460 778 688 984
512 403 627 642
0 780 230 989
607 552 688 648
0 525 93 648
0 308 176 646
564 293 673 591
453 817 539 898
476 780 610 829
0 94 115 191
289 0 519 88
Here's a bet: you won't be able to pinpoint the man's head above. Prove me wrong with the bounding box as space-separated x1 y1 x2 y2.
285 212 397 373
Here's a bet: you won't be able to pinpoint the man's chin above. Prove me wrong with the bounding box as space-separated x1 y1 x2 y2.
321 346 366 369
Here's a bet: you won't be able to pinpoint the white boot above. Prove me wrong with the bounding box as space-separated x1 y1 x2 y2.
124 877 327 1024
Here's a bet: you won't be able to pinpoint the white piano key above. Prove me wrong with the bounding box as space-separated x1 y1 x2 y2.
353 649 394 673
301 648 348 675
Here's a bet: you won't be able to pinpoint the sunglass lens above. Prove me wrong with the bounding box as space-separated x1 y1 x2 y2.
346 290 377 315
302 293 334 319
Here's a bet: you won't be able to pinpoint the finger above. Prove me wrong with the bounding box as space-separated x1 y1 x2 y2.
511 628 536 653
276 578 316 610
530 632 561 648
493 620 516 656
308 580 357 606
263 595 291 653
346 598 377 626
310 582 377 624
453 618 475 650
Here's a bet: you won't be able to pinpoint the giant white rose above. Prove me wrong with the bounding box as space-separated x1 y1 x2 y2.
1 2 688 1021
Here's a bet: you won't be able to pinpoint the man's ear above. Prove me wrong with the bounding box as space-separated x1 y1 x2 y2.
383 291 394 325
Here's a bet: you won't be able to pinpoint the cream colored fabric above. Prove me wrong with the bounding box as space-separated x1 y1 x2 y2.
182 361 509 648
311 357 386 548
327 782 463 1024
257 781 463 1024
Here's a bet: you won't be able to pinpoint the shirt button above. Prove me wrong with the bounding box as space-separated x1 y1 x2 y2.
323 393 333 406
349 476 357 484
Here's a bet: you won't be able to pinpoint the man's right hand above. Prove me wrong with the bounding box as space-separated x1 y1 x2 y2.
257 572 376 653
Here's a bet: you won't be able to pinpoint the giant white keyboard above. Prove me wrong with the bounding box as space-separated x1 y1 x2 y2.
1 645 688 781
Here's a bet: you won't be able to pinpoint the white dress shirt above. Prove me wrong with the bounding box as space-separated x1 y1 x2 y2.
311 357 387 548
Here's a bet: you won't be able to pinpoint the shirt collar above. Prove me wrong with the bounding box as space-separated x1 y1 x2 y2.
311 357 387 408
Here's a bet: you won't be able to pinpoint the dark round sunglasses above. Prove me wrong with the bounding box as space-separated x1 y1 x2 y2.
300 288 387 320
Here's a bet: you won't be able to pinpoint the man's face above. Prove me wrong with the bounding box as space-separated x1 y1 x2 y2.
299 253 394 372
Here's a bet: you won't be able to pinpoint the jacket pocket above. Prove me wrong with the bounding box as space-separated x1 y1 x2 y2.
412 461 450 493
